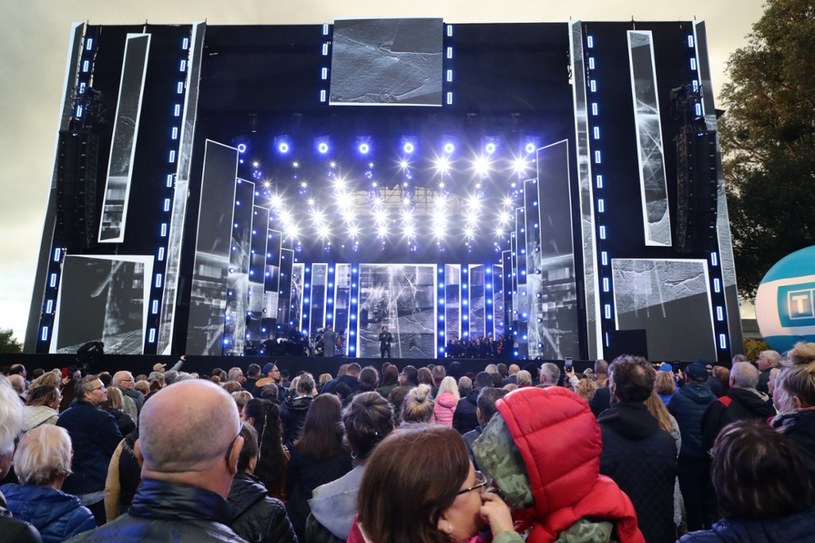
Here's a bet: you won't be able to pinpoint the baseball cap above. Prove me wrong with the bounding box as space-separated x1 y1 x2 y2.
685 362 708 382
153 363 166 372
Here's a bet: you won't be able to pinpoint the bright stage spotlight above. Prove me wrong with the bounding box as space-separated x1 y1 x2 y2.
472 155 491 177
399 158 410 170
485 141 497 154
358 142 370 154
434 155 451 175
443 142 455 154
525 142 537 154
237 143 247 154
512 156 529 176
497 210 511 226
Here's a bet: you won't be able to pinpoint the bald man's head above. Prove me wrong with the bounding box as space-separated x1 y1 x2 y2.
139 380 240 474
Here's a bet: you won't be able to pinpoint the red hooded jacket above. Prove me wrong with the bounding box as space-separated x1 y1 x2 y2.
495 387 644 543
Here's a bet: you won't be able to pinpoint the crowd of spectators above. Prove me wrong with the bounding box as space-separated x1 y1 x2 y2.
0 343 814 542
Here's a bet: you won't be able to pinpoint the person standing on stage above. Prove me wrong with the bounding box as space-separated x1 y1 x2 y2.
379 326 392 359
323 326 337 358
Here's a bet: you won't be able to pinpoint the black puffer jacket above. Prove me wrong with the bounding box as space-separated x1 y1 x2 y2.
64 479 247 542
228 473 297 543
772 409 815 490
452 389 479 434
668 383 716 460
281 396 313 448
599 402 677 543
702 387 776 452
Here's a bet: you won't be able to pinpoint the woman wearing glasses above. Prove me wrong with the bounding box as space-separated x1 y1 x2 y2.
350 424 518 543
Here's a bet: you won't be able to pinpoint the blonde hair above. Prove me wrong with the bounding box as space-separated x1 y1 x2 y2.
13 425 72 485
516 370 532 386
644 391 674 434
789 342 815 366
319 373 333 388
232 390 253 411
105 386 125 410
436 376 459 401
134 380 149 395
575 379 598 401
654 371 676 395
29 371 60 392
401 384 435 423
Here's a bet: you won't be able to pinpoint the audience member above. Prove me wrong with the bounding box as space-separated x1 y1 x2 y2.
65 379 246 542
453 371 491 434
589 359 611 416
401 384 435 424
432 376 459 427
537 362 561 388
243 398 288 501
351 424 518 543
22 386 61 433
307 392 394 543
680 420 815 543
461 387 506 470
281 372 316 448
57 375 122 525
0 376 43 542
376 365 399 399
100 387 136 438
654 370 676 406
598 355 677 543
227 424 297 543
756 349 781 394
1 425 95 543
286 394 352 542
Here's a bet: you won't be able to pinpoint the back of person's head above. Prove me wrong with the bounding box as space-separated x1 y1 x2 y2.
164 370 179 386
7 375 25 395
104 386 125 409
594 359 609 375
437 376 459 400
401 365 419 387
246 363 261 378
13 425 72 486
522 362 539 383
357 424 470 543
231 390 253 411
296 372 315 395
447 361 463 380
318 373 333 388
343 391 394 461
431 365 446 383
417 367 434 386
260 383 279 401
139 379 240 475
380 365 399 387
26 385 60 408
730 362 759 389
295 393 344 459
516 370 532 386
775 353 815 411
654 371 676 395
712 420 812 520
476 387 507 423
236 423 259 474
346 363 362 377
30 372 60 391
539 363 560 386
244 398 286 495
359 367 379 390
474 371 493 390
401 384 435 423
484 364 498 375
222 381 242 394
458 376 473 395
575 379 599 401
0 377 23 467
609 355 655 403
713 365 731 384
496 363 508 377
789 342 815 366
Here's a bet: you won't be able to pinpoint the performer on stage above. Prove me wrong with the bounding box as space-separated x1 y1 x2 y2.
379 326 393 358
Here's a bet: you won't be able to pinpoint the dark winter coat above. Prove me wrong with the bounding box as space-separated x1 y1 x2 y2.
668 383 716 460
64 479 247 542
771 409 815 490
57 400 123 495
0 484 95 543
280 396 313 448
679 508 815 543
589 386 611 417
598 402 677 543
452 389 479 434
702 387 775 452
227 473 297 543
286 447 352 543
101 407 136 438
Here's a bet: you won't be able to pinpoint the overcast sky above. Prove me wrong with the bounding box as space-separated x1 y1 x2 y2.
0 0 765 343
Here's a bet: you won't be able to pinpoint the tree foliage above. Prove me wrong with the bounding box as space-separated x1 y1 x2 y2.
0 329 23 354
719 0 815 298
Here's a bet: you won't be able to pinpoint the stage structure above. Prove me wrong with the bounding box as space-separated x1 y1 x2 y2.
26 18 743 363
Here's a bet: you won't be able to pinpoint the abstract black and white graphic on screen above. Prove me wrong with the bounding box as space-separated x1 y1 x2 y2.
628 30 672 247
612 259 716 361
469 265 486 339
357 264 436 358
51 255 153 354
530 141 580 359
445 264 461 340
330 18 443 106
223 179 254 354
493 265 505 337
186 140 238 356
99 34 151 243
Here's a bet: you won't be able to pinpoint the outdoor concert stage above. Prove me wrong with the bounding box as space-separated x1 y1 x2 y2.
25 18 743 364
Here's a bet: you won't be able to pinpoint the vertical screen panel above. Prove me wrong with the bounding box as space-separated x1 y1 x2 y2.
51 255 153 354
309 264 328 334
358 264 436 359
628 30 672 247
99 34 151 243
288 260 303 331
493 264 505 338
612 259 716 361
524 179 543 357
186 140 238 356
445 264 461 341
335 263 352 355
223 179 254 354
469 265 485 339
535 140 581 359
246 206 269 345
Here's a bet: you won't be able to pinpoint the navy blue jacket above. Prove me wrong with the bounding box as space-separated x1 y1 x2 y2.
679 509 815 543
0 484 95 543
57 400 122 495
668 382 716 460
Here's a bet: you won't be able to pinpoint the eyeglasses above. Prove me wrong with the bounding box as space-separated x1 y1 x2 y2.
89 385 106 392
224 424 244 461
457 471 488 495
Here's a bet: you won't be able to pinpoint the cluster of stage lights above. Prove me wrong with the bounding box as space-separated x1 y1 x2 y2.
247 138 539 248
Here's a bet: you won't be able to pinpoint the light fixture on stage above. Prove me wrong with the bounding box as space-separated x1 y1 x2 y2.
315 137 331 155
472 154 491 177
434 155 451 175
357 139 371 155
275 136 291 154
443 140 456 155
237 143 247 153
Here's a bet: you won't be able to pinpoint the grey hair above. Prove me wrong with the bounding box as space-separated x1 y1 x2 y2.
0 377 23 455
730 362 759 389
13 425 73 485
539 362 561 385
